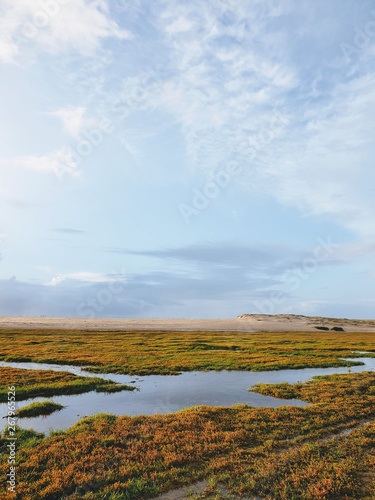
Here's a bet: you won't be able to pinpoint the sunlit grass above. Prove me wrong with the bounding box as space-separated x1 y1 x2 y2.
17 400 64 418
0 328 374 375
0 366 135 402
0 371 374 499
0 328 374 498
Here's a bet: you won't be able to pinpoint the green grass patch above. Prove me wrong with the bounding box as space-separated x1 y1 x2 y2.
17 400 64 418
0 366 136 402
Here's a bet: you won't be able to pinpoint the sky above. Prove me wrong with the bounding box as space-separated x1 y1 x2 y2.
1 0 375 319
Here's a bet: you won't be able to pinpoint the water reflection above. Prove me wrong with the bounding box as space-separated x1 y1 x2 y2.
1 357 374 434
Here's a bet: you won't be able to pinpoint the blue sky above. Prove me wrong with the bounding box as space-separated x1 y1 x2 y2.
1 0 375 319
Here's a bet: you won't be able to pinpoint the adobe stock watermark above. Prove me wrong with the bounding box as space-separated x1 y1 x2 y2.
326 10 375 68
56 118 114 181
76 273 127 318
99 69 164 166
6 386 17 493
178 109 289 224
20 0 72 40
252 236 336 315
113 70 162 119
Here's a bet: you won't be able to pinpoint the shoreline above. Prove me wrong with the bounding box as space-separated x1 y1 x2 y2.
1 314 375 332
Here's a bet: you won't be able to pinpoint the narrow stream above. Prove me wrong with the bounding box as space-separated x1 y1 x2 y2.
1 356 374 434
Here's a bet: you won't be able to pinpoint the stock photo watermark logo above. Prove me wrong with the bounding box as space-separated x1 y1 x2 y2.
56 118 113 181
76 274 127 318
252 236 336 315
20 0 72 39
327 10 375 67
6 385 17 493
56 71 160 181
178 110 289 224
114 71 161 118
95 70 163 166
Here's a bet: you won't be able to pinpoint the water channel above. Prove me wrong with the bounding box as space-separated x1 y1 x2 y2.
1 356 374 434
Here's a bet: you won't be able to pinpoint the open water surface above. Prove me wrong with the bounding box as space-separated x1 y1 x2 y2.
1 356 374 433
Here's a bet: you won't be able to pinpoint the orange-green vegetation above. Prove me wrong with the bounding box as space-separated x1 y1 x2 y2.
252 372 375 402
16 400 64 418
0 367 135 402
0 372 374 499
0 329 374 375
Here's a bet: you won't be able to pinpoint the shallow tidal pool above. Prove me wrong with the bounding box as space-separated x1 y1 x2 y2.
1 356 374 433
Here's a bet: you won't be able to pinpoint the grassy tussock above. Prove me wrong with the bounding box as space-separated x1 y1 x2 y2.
17 401 64 418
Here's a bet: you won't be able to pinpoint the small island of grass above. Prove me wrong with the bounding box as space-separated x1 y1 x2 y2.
17 400 64 418
0 366 136 402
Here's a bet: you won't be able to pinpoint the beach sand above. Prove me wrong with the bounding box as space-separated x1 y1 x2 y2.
1 314 375 332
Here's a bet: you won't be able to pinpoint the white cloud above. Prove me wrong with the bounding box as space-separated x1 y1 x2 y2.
47 276 67 287
46 272 125 286
51 106 86 139
146 1 298 177
259 73 375 238
165 16 194 34
17 148 81 179
0 0 132 64
132 1 373 240
6 0 371 245
0 37 18 64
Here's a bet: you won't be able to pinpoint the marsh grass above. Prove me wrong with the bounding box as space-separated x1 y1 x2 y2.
0 371 374 499
0 328 374 498
0 366 135 402
0 426 44 455
17 400 64 418
0 328 374 375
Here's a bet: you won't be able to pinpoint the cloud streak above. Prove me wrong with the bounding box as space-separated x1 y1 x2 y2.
109 240 339 273
16 148 81 179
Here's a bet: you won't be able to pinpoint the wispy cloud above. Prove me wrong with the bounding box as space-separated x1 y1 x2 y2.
0 0 132 64
108 240 342 278
261 73 375 238
136 1 375 240
152 0 297 175
15 148 81 179
51 106 87 140
46 272 123 286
